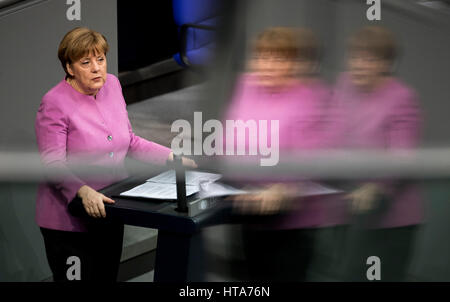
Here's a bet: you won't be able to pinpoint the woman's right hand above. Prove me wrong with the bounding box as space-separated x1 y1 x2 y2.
230 184 297 215
167 152 198 168
347 183 382 214
77 185 115 218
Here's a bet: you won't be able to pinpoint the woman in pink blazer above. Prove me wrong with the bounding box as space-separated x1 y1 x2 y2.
226 27 334 281
35 27 193 281
332 26 423 281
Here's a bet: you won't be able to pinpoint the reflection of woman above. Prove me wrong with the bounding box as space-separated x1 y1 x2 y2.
332 26 422 281
35 27 193 281
226 27 332 281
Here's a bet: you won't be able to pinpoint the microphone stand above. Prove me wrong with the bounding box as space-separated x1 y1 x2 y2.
174 154 188 213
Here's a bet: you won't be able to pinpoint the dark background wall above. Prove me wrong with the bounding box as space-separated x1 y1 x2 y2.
0 0 118 151
117 0 178 72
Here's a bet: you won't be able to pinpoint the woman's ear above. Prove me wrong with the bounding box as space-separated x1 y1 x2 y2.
66 63 74 77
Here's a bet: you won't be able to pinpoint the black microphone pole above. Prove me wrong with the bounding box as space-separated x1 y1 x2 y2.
174 154 188 213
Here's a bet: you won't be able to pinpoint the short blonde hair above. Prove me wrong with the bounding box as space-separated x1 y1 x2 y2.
252 27 320 61
348 26 397 63
58 27 109 78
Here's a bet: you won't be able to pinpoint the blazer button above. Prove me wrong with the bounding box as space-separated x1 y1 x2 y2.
107 135 113 141
109 152 114 158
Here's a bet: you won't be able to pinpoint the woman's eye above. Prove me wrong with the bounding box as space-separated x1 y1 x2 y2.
82 61 89 65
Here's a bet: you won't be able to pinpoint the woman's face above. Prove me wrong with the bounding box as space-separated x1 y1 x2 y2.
250 53 300 90
348 50 391 91
67 50 107 95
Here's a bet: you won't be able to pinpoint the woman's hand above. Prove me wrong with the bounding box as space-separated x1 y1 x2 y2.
347 183 382 214
77 185 115 218
231 184 296 215
167 152 198 168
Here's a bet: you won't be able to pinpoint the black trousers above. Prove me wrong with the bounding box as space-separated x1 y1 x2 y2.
40 220 124 282
242 227 317 282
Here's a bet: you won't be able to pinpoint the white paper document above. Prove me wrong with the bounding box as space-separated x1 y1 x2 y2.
146 170 222 186
197 181 342 199
119 169 341 200
197 182 248 198
298 181 343 197
197 181 341 199
120 170 222 200
120 181 200 200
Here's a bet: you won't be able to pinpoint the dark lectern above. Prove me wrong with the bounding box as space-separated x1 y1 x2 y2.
68 167 233 282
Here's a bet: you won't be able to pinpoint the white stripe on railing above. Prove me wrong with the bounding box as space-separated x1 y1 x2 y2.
1 149 450 181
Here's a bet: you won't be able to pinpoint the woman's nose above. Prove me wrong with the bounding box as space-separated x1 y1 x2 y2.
91 61 100 72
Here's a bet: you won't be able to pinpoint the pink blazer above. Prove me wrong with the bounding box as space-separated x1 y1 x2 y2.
35 74 172 232
331 73 423 228
225 74 334 229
